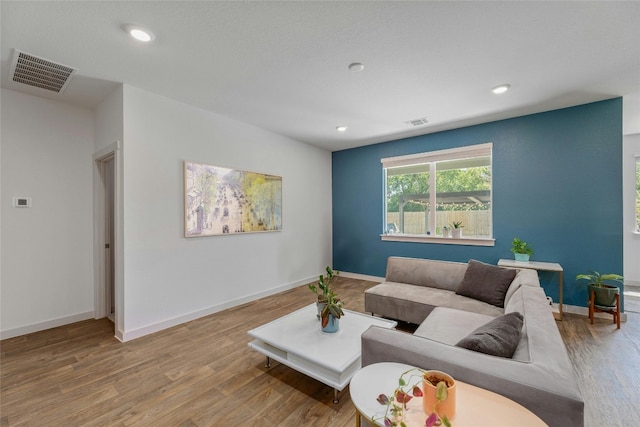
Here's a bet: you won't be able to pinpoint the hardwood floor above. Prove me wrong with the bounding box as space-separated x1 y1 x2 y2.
556 311 640 426
1 277 638 426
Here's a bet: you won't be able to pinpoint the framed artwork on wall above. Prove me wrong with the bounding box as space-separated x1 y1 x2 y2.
184 161 282 237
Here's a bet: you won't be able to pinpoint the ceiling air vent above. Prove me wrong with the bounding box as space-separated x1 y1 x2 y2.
405 117 429 126
9 49 77 94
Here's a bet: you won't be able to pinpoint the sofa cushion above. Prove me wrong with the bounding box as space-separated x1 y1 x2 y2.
385 257 467 291
414 307 496 345
503 270 523 307
504 286 531 362
456 260 517 308
455 312 524 358
366 282 504 321
365 283 437 324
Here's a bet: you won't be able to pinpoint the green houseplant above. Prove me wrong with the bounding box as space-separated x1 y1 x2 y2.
374 367 453 427
308 266 344 331
510 237 533 262
451 221 463 238
308 266 339 304
320 288 344 333
575 271 624 307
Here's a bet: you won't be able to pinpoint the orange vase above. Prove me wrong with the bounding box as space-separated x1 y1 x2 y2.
422 370 456 421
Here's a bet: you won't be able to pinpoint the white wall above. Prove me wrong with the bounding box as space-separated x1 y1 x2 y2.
623 133 640 284
0 89 95 338
95 86 123 152
120 85 332 340
0 84 332 341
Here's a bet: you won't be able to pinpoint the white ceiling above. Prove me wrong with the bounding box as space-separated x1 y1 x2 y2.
2 1 639 151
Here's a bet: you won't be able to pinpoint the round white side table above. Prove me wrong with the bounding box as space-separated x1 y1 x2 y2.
350 362 547 427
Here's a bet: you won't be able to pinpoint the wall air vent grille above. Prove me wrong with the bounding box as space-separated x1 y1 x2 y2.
9 49 77 93
405 117 429 126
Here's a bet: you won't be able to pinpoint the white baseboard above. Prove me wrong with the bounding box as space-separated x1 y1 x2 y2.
0 311 95 340
6 277 628 342
120 276 316 342
339 271 384 283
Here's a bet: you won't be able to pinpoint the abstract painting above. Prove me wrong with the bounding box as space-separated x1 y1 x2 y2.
184 161 282 236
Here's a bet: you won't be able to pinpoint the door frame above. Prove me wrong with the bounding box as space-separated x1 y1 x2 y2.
93 141 124 340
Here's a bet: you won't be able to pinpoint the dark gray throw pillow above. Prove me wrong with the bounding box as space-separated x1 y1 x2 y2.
455 312 524 358
455 259 517 307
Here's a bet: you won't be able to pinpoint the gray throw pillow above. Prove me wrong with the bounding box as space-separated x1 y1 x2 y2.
455 312 524 358
456 259 517 307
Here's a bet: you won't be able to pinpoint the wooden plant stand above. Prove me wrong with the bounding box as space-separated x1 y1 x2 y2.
589 290 620 329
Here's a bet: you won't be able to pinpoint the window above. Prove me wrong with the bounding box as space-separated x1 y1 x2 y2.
382 143 493 243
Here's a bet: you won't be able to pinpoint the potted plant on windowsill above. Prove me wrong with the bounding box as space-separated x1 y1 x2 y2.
510 237 533 262
308 266 339 319
451 222 463 238
575 271 624 307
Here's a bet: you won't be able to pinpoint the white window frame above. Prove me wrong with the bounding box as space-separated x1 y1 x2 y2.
381 142 495 246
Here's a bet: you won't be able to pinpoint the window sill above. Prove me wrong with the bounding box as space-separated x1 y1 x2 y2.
380 234 495 246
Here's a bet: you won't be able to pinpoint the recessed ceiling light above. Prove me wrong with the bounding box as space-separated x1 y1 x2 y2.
348 63 364 72
336 126 348 132
492 84 511 94
124 25 155 42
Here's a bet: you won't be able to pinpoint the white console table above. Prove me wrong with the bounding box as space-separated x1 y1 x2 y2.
498 259 563 320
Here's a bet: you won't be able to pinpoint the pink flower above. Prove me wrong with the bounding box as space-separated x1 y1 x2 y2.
376 394 389 405
425 412 438 427
412 385 423 397
395 390 413 404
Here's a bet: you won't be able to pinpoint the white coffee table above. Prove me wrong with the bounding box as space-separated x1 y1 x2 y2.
350 362 546 426
247 303 397 403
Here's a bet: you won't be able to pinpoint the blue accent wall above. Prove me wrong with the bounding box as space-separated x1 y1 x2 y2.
332 98 623 309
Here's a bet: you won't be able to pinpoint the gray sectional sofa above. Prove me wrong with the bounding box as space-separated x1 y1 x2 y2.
362 257 584 427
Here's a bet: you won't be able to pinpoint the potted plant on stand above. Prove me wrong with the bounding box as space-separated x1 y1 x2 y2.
510 237 533 262
575 271 624 307
308 266 339 319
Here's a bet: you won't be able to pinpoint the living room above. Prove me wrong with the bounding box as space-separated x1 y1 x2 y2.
1 1 639 426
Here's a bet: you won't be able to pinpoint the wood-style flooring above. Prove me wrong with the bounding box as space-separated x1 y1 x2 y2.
1 277 639 426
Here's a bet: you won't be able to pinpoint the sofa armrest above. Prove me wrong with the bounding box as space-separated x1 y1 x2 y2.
361 326 583 427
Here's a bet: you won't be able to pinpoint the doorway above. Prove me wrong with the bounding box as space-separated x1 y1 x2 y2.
103 156 115 321
93 141 121 338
